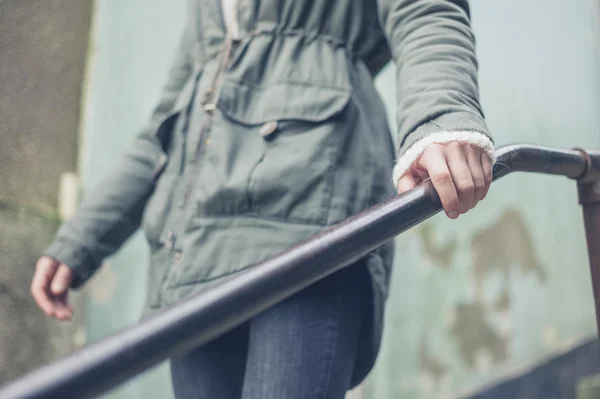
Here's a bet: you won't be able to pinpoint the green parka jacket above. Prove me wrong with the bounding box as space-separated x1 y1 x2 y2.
44 0 492 385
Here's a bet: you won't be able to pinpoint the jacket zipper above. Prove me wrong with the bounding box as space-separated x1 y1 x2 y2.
165 0 240 252
157 28 238 304
167 36 235 246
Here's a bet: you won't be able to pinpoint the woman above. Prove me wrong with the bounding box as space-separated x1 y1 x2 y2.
30 0 494 398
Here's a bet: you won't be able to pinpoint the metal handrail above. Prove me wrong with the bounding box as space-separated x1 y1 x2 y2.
1 144 599 399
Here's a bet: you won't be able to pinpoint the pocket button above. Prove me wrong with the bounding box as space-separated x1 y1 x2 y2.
258 121 278 138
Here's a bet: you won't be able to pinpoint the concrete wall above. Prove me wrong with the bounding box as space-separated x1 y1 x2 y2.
0 0 91 384
74 0 600 398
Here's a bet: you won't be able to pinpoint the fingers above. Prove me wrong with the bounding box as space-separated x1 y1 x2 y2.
481 152 493 199
397 173 420 194
31 257 74 320
413 142 493 219
51 264 73 296
447 143 475 214
51 264 74 321
419 145 459 219
465 145 486 203
52 293 73 321
31 256 59 317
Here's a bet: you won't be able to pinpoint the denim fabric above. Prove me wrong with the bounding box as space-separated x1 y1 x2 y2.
170 262 371 399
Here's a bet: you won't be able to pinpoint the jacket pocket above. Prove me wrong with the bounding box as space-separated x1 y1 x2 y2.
210 79 352 224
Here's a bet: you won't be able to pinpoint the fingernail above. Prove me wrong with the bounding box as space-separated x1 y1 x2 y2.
448 211 459 219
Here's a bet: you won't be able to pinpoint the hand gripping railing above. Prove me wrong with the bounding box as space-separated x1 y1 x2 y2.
1 144 599 399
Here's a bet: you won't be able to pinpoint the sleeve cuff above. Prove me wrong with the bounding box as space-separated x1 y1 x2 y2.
392 130 496 190
43 237 100 289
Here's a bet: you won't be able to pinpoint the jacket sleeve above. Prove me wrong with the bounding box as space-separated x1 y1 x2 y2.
43 28 194 288
377 0 496 188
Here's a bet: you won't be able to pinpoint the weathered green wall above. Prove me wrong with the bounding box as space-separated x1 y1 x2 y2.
78 0 600 398
366 0 600 397
0 0 91 384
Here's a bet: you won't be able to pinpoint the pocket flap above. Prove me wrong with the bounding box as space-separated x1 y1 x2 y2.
216 80 351 126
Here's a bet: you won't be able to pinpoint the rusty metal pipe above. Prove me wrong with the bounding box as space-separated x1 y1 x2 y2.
0 144 599 399
577 167 600 335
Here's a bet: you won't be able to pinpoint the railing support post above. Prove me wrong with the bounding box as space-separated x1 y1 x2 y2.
576 149 600 336
578 180 600 335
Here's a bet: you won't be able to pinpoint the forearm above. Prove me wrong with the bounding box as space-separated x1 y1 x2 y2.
44 24 195 288
378 0 494 186
44 133 165 287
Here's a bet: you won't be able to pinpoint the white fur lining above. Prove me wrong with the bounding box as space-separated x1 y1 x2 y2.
392 131 496 190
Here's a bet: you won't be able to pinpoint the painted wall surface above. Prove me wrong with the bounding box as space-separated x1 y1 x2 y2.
79 1 600 398
366 0 600 397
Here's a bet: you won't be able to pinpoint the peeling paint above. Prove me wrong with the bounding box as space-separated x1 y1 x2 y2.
449 302 508 368
446 209 546 369
473 348 494 373
470 208 546 308
542 325 560 350
417 223 457 269
418 333 448 383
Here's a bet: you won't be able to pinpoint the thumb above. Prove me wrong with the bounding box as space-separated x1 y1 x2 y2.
396 173 420 194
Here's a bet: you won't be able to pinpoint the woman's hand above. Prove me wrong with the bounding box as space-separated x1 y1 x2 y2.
397 142 493 219
30 256 74 321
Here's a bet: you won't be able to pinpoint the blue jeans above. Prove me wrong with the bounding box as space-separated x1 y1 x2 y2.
169 262 372 399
